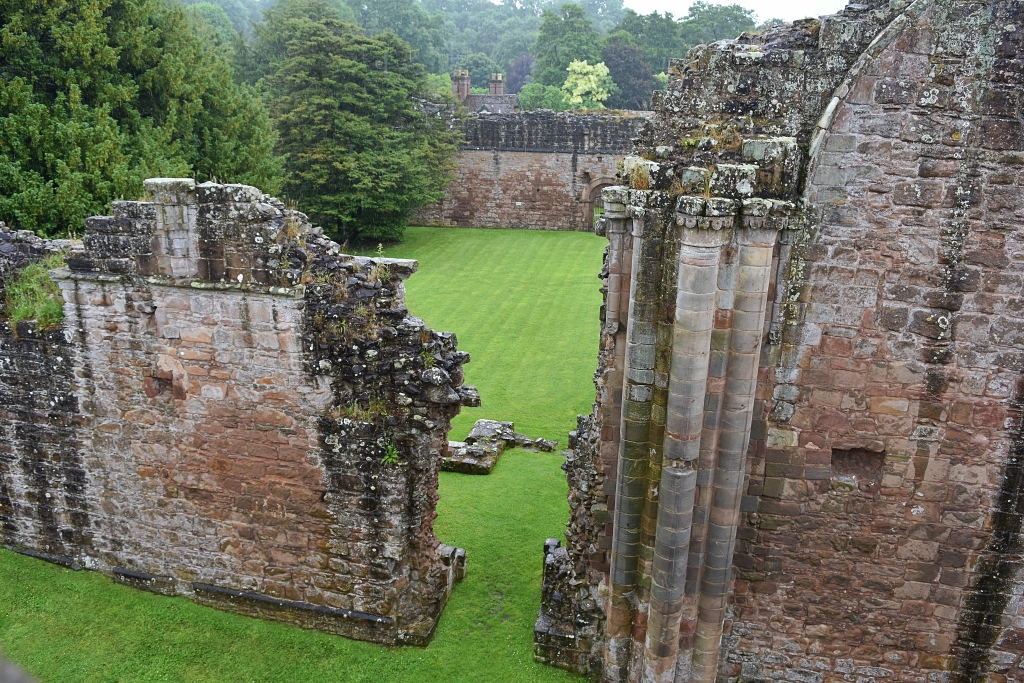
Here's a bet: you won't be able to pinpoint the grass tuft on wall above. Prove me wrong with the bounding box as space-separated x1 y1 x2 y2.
4 254 66 329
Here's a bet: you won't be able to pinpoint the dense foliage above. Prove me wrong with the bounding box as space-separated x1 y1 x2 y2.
346 0 448 73
251 0 459 242
0 0 281 237
187 0 770 113
180 0 267 32
560 60 614 109
602 38 656 110
517 83 569 111
610 2 757 73
531 4 600 87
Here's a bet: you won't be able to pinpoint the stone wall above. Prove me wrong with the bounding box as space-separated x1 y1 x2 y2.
414 111 650 231
0 179 473 645
539 0 1024 681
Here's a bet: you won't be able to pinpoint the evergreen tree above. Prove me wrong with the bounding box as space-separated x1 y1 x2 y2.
187 2 239 44
531 4 600 86
260 0 458 241
506 54 534 94
602 38 655 110
346 0 449 73
0 0 280 236
180 0 266 33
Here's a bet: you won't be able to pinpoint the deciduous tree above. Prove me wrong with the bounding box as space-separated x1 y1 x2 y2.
517 83 568 110
456 52 502 89
531 4 600 86
506 54 535 94
678 1 755 47
602 38 655 110
561 60 614 109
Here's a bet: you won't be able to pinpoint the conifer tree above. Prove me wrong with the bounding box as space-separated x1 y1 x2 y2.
0 0 280 236
257 0 459 242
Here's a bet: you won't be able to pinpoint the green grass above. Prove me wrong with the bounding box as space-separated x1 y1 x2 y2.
3 253 66 329
0 227 607 682
374 227 605 442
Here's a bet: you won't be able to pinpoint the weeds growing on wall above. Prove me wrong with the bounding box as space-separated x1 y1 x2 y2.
4 254 66 329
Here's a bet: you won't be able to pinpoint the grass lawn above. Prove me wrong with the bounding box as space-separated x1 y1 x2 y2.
0 227 606 682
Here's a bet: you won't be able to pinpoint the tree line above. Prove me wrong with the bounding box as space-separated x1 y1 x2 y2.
0 0 782 243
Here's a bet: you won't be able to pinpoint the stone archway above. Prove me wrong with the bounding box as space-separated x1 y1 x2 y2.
583 178 616 232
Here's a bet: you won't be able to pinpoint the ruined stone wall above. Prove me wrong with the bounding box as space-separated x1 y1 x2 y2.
414 111 649 230
540 1 1024 681
0 179 472 645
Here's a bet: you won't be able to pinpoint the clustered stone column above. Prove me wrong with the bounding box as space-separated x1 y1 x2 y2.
603 189 793 683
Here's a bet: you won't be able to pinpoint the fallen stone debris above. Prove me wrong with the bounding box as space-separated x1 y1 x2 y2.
441 419 560 474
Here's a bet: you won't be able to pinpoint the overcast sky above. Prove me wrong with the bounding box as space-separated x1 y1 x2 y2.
621 0 849 22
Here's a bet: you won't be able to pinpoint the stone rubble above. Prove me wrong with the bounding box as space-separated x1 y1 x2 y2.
441 419 561 474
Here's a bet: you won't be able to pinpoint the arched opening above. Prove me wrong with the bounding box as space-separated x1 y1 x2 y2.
583 178 616 232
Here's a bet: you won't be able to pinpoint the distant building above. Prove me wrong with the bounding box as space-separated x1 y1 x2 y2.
451 70 519 114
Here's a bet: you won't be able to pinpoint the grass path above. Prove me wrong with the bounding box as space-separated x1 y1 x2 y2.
0 227 606 682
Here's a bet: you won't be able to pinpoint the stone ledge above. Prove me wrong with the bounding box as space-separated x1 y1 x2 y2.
112 567 177 596
7 546 82 571
49 268 306 298
190 581 416 644
192 582 394 625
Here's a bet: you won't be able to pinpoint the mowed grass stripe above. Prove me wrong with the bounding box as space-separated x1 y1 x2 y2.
380 227 604 441
0 227 605 682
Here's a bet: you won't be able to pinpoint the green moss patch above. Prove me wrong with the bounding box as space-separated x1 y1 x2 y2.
4 254 66 329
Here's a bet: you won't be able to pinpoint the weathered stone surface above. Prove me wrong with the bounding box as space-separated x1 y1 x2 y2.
541 1 1024 681
441 441 502 475
0 181 470 646
465 419 515 445
414 111 650 231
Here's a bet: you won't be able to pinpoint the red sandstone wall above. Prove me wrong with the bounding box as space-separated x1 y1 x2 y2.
731 3 1024 679
64 280 335 599
416 149 620 230
0 180 470 645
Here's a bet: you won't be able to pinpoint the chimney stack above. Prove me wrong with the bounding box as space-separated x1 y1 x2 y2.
489 73 504 95
452 69 471 100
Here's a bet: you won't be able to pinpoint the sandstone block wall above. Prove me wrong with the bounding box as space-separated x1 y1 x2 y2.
0 179 473 645
540 1 1024 681
414 111 650 230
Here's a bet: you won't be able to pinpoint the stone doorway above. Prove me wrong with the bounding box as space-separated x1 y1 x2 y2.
583 180 615 232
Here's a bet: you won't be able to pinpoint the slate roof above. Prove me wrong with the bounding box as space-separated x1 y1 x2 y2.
462 94 520 114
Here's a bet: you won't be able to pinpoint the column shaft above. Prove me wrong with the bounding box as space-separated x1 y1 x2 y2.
607 214 661 680
643 231 723 683
690 228 777 683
